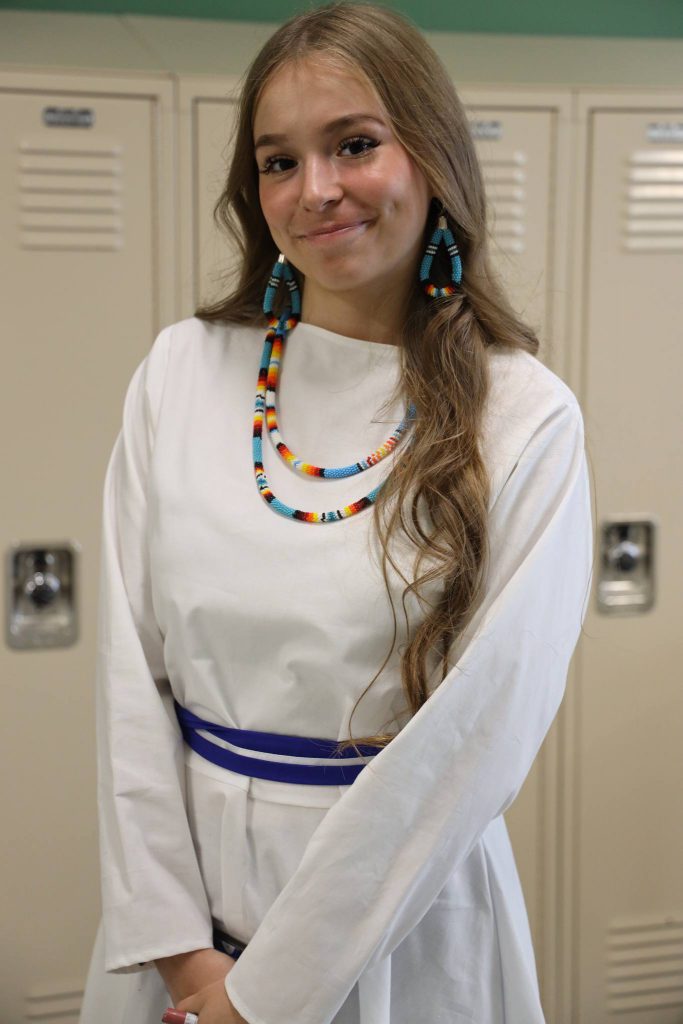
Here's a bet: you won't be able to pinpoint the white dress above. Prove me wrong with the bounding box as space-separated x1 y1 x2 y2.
79 316 593 1024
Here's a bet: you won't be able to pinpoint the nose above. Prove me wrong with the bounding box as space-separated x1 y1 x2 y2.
299 155 343 211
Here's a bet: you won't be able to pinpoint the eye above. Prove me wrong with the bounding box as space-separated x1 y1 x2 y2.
259 152 296 175
259 136 382 176
338 135 380 157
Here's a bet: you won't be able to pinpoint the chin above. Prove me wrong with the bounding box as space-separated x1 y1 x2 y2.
310 275 376 296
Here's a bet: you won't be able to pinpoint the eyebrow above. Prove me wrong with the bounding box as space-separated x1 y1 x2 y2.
254 113 386 150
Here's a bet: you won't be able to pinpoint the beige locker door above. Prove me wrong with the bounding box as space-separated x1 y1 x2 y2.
579 108 683 1022
466 102 565 992
192 97 239 311
468 106 556 363
0 86 159 1021
188 87 568 995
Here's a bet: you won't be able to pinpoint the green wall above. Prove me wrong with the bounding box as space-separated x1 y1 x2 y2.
1 0 683 38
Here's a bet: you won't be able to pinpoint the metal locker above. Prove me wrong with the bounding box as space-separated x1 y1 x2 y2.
194 98 240 310
178 81 240 314
574 96 683 1023
466 105 556 359
462 94 577 1007
0 74 173 1023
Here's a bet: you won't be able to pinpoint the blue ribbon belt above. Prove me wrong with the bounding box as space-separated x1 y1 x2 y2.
174 701 383 785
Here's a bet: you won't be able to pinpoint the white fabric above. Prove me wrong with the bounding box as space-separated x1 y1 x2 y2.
80 316 593 1024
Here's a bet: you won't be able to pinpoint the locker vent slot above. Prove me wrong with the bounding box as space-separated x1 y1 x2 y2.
624 148 683 253
606 915 683 1013
25 983 82 1022
481 150 527 255
18 139 123 251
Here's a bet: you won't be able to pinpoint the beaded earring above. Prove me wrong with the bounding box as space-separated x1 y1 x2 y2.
263 252 301 322
420 207 463 297
251 251 416 523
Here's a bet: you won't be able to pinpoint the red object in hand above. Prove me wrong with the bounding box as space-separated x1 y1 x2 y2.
162 1010 199 1024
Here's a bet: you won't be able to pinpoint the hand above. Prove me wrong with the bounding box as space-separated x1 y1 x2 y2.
176 976 249 1024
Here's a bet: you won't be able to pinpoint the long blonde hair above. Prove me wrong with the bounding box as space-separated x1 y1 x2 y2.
195 2 540 754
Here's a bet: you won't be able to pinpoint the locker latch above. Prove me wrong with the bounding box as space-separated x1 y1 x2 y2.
597 519 655 614
5 542 79 649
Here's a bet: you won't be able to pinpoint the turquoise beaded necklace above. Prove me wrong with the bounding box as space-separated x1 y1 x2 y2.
252 258 415 523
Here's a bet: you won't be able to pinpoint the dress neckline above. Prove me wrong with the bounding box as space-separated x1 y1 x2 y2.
288 320 401 353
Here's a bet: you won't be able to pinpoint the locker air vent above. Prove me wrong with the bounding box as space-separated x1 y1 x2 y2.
481 149 527 255
624 148 683 252
25 982 82 1022
17 138 123 251
606 914 683 1013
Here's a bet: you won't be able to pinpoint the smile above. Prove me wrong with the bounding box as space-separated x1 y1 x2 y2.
300 220 371 244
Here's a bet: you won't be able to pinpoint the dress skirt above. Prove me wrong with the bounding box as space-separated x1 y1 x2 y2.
81 746 540 1023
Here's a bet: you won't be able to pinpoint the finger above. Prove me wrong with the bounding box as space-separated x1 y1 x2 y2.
175 993 201 1013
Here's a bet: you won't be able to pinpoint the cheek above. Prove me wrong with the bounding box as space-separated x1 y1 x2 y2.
258 193 275 232
372 156 428 214
258 183 288 233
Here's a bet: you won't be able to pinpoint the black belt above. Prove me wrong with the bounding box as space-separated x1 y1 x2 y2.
212 922 247 961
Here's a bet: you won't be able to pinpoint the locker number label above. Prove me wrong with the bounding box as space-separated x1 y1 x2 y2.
647 122 683 143
42 107 95 128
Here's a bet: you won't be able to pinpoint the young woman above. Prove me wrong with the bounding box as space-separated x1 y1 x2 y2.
80 4 594 1023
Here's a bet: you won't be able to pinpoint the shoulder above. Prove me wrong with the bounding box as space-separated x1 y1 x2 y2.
486 346 581 428
140 315 263 396
482 347 584 503
153 315 262 363
127 316 261 430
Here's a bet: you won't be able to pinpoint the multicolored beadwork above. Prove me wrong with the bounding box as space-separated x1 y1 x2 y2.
264 329 416 479
253 253 415 523
253 314 389 522
419 212 462 298
263 252 302 318
251 210 465 521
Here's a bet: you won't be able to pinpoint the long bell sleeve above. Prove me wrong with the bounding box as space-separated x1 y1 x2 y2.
95 326 214 972
224 391 594 1024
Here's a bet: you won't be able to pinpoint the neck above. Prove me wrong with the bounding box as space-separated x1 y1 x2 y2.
300 283 409 346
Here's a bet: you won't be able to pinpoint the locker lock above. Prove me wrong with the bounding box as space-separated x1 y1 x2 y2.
605 536 641 574
5 542 79 649
24 551 62 608
597 520 655 614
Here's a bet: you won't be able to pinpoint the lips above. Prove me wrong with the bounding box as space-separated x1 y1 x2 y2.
299 220 369 239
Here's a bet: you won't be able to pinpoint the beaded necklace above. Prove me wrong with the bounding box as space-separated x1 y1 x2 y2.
252 312 416 523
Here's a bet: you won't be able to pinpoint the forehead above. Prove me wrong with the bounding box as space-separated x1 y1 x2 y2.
253 58 386 139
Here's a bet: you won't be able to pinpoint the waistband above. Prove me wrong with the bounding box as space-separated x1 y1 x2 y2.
174 701 383 785
212 922 246 961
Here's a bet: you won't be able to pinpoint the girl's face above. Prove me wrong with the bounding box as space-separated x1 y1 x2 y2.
253 58 432 311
